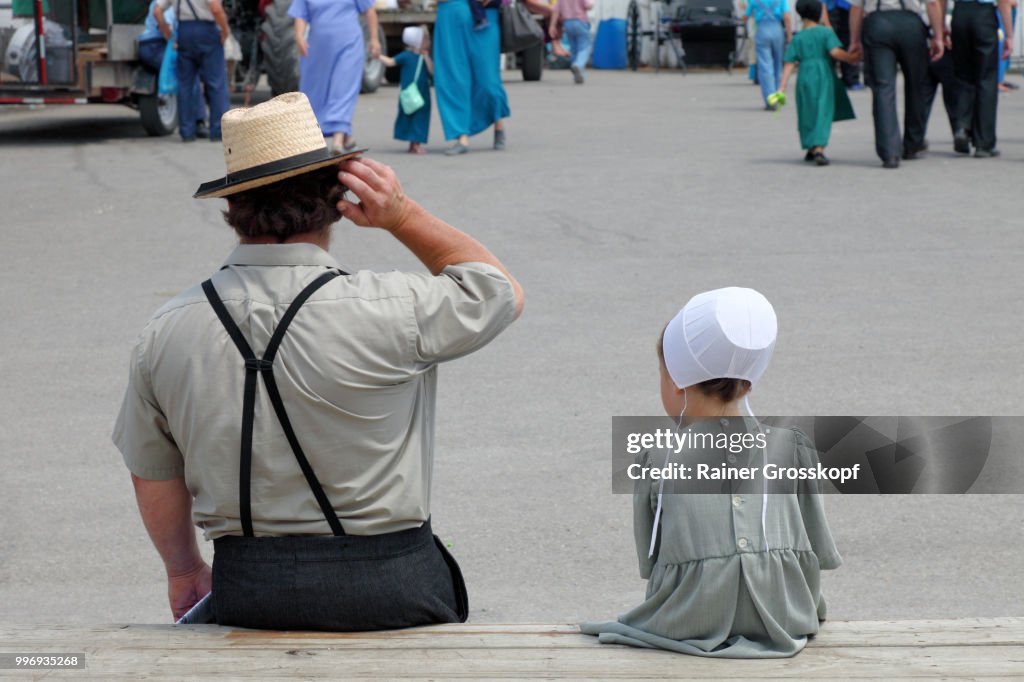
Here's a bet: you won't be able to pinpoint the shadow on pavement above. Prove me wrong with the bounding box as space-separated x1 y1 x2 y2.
0 89 275 146
0 111 150 146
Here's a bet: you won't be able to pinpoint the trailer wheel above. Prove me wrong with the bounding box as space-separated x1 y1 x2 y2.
361 22 387 93
139 94 178 136
519 41 543 81
262 0 300 96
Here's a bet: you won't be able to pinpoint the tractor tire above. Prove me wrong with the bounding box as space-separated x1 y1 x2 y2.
361 21 387 93
261 0 300 96
139 93 178 136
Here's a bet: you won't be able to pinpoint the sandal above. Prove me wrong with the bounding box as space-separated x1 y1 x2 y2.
813 152 830 166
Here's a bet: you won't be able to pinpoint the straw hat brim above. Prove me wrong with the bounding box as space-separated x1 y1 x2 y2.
194 148 365 199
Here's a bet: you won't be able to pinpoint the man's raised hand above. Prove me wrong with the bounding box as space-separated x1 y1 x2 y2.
337 158 415 232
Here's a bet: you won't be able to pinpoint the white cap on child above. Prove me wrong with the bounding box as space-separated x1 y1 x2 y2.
402 26 424 50
662 287 778 390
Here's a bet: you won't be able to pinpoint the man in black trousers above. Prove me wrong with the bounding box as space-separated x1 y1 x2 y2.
951 0 1013 157
923 46 960 144
849 0 946 168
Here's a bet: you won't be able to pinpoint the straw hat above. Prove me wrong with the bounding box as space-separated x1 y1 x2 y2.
194 92 363 199
662 287 777 389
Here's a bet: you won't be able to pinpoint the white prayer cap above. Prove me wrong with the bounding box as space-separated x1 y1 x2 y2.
402 26 424 49
662 287 777 389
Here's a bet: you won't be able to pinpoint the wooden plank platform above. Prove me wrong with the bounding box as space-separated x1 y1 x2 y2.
2 618 1022 679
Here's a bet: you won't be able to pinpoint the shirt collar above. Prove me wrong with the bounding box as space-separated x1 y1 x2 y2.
223 243 342 269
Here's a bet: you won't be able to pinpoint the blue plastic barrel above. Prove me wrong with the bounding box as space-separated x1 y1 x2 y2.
591 18 627 69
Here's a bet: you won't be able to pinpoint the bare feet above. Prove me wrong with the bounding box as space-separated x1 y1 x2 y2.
409 142 426 155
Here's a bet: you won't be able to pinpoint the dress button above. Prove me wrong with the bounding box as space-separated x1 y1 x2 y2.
720 418 730 426
732 496 743 508
727 454 737 464
738 537 748 549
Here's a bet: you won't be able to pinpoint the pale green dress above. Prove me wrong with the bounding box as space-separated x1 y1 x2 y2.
581 423 842 658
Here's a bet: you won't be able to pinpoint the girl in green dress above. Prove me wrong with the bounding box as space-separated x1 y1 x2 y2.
777 0 860 165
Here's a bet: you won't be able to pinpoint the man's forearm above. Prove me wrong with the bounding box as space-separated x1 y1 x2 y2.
999 0 1012 41
131 474 203 577
926 2 943 39
391 201 524 315
849 6 863 45
211 1 230 37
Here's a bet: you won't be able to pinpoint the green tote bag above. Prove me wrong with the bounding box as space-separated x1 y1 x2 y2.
400 56 426 116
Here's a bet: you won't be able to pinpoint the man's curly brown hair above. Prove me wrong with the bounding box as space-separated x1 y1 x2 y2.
223 165 347 241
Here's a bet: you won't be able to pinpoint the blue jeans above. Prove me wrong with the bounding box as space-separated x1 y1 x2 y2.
176 21 227 140
139 37 206 124
755 20 784 105
563 19 592 72
137 37 166 73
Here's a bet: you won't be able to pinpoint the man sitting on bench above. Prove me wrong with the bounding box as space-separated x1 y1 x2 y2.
113 92 523 630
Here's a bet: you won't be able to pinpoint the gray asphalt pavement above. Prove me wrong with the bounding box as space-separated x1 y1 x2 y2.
1 68 1022 626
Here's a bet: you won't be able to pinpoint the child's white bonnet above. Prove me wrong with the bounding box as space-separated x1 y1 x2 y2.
402 26 424 50
662 287 778 389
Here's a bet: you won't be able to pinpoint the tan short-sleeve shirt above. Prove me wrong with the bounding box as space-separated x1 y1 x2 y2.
113 244 517 539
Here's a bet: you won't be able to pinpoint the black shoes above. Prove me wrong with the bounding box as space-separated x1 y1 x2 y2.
813 152 830 166
974 148 1000 158
953 129 971 154
902 141 928 160
804 150 815 162
882 157 900 169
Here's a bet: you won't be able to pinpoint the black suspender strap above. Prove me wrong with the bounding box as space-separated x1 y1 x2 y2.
202 270 346 537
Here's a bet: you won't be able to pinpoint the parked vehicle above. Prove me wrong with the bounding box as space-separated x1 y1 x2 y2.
0 0 178 135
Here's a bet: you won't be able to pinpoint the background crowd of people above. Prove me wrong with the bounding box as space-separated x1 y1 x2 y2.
141 0 1018 166
747 0 1014 167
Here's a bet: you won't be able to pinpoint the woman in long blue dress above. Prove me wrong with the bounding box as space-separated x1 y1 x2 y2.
433 0 510 155
289 0 381 151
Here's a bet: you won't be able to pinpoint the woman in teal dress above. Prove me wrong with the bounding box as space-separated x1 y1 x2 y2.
433 0 510 155
777 0 859 165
